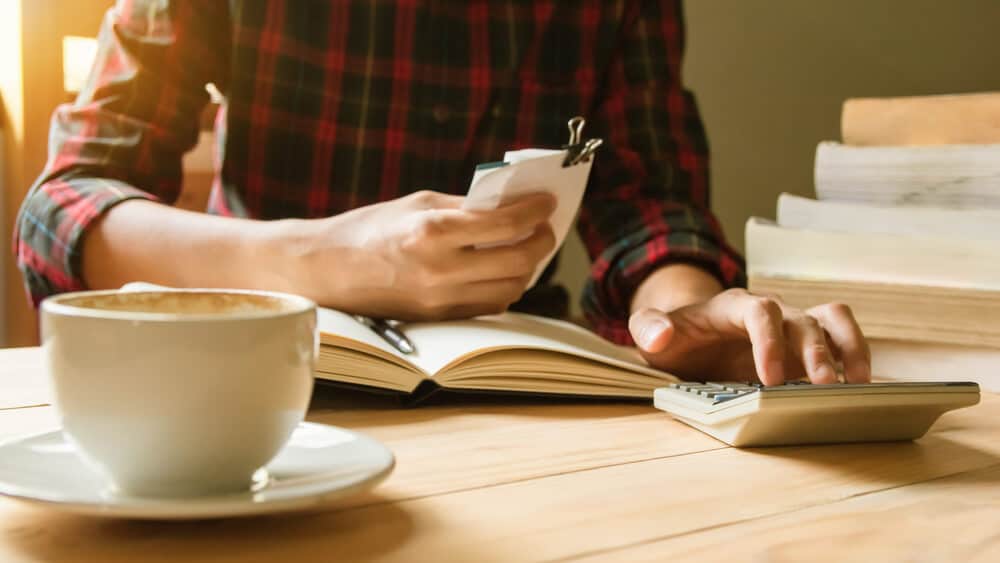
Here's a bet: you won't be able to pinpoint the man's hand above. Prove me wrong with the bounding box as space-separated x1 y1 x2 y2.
628 264 870 386
276 190 556 321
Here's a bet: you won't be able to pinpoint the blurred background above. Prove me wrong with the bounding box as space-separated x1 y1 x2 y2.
2 0 1000 346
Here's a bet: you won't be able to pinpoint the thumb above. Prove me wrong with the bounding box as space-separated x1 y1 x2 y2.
628 308 675 353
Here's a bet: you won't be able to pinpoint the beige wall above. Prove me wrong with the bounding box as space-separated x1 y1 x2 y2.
554 0 1000 314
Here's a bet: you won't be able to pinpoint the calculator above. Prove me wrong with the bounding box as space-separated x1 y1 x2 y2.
654 381 981 447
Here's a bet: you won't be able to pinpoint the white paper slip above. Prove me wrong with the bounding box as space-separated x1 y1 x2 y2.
463 147 595 286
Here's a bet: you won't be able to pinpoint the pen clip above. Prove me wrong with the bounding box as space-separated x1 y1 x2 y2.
353 315 416 355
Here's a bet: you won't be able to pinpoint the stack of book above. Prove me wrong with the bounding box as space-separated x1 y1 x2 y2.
746 92 1000 389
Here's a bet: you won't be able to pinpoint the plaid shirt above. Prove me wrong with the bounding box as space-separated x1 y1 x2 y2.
15 0 745 344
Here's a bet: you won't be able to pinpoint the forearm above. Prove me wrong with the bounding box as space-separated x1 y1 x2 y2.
78 192 557 323
81 200 292 292
630 263 724 315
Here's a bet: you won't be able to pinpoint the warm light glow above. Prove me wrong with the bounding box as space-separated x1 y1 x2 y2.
0 0 24 141
62 35 98 94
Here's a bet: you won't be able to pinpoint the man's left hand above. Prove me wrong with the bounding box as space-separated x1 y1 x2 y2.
628 265 870 386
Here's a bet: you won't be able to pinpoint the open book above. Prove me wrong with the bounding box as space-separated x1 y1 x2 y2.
316 309 678 402
120 283 674 402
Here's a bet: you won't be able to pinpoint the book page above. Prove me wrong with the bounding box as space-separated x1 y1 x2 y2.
814 141 1000 207
319 309 662 378
386 313 664 378
777 193 1000 240
745 217 1000 289
317 309 426 372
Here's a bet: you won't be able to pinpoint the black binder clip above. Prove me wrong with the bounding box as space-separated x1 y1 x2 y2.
562 116 604 168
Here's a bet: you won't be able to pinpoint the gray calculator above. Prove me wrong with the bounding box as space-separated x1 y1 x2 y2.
654 381 980 447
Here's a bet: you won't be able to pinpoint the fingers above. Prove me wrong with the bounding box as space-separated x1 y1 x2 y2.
808 303 871 383
623 285 869 387
628 290 788 385
784 314 839 384
706 289 785 385
415 277 531 320
393 215 555 317
722 292 787 386
722 290 866 385
422 192 557 248
451 223 556 283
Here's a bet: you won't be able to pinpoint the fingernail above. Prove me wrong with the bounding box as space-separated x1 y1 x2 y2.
816 363 838 383
639 318 670 350
858 362 872 382
766 360 783 383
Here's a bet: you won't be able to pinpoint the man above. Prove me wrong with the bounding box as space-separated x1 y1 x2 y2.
15 0 869 385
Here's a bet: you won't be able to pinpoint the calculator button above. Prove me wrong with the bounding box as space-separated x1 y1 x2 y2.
711 393 745 403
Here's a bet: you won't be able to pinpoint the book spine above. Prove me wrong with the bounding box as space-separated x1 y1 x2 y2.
402 379 446 407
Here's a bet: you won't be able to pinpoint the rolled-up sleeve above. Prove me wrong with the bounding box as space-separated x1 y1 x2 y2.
578 0 746 344
14 0 229 305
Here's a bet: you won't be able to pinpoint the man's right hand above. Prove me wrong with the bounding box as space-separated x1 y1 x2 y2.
271 190 557 321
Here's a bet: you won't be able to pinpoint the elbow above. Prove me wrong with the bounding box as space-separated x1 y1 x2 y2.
12 190 83 309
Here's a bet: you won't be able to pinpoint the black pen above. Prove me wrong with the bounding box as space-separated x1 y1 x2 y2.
353 316 416 355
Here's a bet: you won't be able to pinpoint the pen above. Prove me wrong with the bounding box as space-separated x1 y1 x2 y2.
353 316 416 355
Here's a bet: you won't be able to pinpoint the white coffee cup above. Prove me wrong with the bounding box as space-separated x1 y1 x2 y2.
40 289 317 497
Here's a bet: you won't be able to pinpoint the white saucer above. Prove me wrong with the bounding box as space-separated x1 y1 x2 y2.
0 422 395 520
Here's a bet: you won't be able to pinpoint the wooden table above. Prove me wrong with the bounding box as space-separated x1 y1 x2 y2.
1 347 998 562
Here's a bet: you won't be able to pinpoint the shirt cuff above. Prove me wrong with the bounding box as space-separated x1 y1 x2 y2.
582 222 746 345
15 177 160 306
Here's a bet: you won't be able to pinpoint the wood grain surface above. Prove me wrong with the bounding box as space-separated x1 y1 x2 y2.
0 348 996 562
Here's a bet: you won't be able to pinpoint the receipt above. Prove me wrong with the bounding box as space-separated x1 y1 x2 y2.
463 148 593 287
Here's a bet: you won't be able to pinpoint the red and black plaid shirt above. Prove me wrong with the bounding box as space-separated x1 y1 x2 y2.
15 0 744 343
